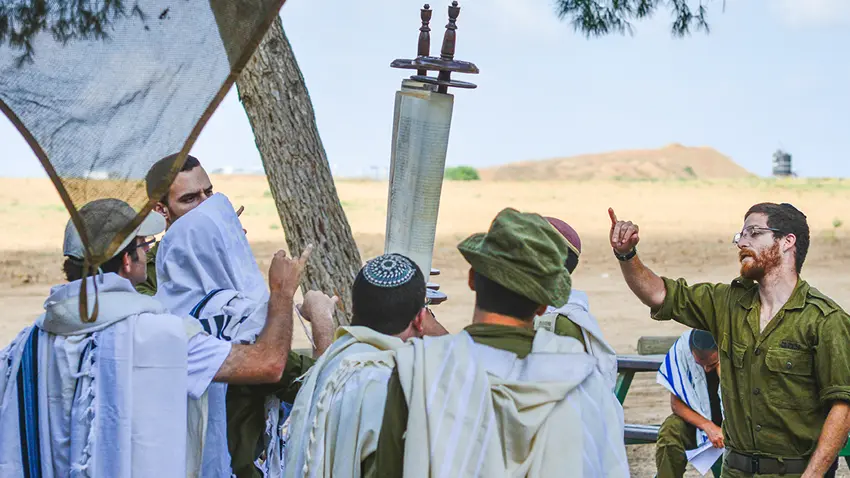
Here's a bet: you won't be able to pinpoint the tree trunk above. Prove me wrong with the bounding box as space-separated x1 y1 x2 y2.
236 16 361 327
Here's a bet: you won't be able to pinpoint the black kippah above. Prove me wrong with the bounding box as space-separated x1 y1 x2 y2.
361 253 416 288
689 329 717 352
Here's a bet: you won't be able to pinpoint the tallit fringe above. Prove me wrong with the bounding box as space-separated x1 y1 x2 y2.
1 327 30 381
302 356 393 477
70 334 98 477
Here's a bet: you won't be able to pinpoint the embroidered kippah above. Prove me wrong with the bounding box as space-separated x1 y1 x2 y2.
362 254 416 288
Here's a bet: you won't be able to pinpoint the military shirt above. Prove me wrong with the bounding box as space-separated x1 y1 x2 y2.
654 276 850 459
551 314 587 350
365 323 538 478
135 241 159 296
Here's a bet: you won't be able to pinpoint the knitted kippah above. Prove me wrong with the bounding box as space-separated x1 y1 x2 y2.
689 329 717 352
362 253 416 288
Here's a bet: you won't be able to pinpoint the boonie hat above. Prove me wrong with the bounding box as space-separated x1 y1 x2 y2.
457 208 572 308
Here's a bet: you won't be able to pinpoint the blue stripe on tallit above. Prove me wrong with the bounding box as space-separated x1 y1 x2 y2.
663 354 676 390
673 347 693 409
190 289 225 319
659 364 676 390
17 327 41 478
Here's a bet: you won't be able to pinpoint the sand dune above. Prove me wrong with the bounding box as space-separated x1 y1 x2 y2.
479 143 754 181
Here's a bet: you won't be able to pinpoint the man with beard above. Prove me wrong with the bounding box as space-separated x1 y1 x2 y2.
609 203 850 477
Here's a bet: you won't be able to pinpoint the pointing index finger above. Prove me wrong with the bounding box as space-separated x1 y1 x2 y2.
608 207 618 226
299 244 314 263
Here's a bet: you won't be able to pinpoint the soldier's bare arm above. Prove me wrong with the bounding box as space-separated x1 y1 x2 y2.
609 208 723 334
299 290 337 357
670 395 724 448
214 246 313 384
608 208 666 310
807 313 850 476
803 401 850 477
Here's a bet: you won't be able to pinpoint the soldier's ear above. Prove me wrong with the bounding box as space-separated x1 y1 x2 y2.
782 233 797 253
467 268 475 291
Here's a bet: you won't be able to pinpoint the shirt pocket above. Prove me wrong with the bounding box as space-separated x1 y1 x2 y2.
721 333 748 401
720 333 747 367
764 347 818 410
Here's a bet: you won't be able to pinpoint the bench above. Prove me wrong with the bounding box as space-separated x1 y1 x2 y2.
616 354 667 447
624 424 660 445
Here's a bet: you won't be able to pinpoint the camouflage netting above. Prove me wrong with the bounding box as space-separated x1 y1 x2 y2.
0 0 284 266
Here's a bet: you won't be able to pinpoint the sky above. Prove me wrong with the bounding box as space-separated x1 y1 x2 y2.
1 0 849 178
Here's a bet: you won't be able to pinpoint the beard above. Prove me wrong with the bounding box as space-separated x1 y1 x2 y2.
739 242 781 281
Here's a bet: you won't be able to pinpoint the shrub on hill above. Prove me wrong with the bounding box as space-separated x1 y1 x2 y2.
445 166 480 181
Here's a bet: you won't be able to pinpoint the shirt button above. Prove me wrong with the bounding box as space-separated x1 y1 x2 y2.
753 388 761 396
756 425 762 432
786 361 793 369
754 348 761 356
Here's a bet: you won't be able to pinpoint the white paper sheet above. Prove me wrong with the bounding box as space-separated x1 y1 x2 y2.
686 441 724 475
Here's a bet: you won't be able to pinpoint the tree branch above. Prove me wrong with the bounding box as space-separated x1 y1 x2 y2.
0 0 147 66
554 0 715 38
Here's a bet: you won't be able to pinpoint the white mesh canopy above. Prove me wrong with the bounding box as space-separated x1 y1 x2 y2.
0 0 284 265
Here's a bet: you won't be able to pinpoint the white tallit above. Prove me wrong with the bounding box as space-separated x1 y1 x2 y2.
283 326 405 478
656 330 723 448
394 329 630 478
536 289 619 390
155 192 273 477
0 274 189 477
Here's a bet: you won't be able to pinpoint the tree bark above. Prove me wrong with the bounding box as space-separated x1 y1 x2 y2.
236 16 361 327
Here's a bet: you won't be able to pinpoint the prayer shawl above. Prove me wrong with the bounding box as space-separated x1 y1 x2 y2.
283 326 405 478
155 193 273 478
536 289 619 390
656 330 724 448
394 329 630 478
0 274 189 477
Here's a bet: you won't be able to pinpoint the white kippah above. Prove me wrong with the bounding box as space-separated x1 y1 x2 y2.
362 254 416 288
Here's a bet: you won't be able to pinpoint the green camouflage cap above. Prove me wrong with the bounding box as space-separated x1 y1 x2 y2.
458 208 572 307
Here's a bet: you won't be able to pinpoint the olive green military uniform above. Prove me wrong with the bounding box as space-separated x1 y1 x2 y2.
135 241 158 296
655 276 850 477
551 313 587 350
656 365 722 478
657 414 699 477
364 323 537 477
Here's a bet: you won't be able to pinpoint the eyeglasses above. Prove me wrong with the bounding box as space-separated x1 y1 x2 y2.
732 226 782 244
138 236 157 250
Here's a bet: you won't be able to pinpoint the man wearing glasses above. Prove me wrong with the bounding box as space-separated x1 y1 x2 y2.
0 199 308 476
609 203 850 477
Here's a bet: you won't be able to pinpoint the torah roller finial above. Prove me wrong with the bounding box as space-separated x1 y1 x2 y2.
390 1 479 93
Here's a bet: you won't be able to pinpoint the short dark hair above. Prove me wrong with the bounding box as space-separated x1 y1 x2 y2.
688 329 717 355
145 153 202 205
745 202 810 273
351 260 426 335
473 271 540 321
63 240 141 282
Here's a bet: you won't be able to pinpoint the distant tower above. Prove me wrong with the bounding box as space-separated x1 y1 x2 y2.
772 150 793 177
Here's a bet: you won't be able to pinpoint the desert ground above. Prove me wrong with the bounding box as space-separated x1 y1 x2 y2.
3 173 850 476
